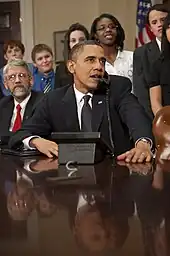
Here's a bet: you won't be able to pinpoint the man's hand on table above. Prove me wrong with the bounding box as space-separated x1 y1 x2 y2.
30 138 58 158
117 140 153 163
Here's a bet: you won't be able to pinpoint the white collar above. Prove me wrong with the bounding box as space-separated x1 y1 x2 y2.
105 50 123 66
116 49 122 59
14 93 31 109
156 37 161 51
73 84 93 104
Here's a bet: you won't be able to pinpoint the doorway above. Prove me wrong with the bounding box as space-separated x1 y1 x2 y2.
163 0 170 8
0 1 21 68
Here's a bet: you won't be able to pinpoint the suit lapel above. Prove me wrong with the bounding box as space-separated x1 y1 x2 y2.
23 92 37 122
2 97 14 131
147 40 160 63
92 92 105 131
61 86 80 131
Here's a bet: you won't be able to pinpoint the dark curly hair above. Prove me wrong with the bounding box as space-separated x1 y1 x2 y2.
90 13 125 51
63 23 89 61
3 40 25 55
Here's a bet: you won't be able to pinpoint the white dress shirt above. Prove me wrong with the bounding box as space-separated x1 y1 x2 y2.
9 93 31 131
156 37 161 51
105 50 133 84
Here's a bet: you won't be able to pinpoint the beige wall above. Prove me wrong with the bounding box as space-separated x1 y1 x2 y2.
32 0 137 55
33 0 99 49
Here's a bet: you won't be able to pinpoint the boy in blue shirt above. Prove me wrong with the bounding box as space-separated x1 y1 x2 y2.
31 44 55 93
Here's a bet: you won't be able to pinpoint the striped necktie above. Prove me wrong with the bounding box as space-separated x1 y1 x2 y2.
43 78 52 93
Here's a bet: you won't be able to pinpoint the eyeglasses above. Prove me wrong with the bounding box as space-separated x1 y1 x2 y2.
96 24 118 32
7 73 28 82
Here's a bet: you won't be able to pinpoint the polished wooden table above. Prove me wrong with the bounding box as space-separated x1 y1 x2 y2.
0 154 169 256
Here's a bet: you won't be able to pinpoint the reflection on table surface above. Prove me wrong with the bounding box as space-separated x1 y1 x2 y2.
0 154 170 255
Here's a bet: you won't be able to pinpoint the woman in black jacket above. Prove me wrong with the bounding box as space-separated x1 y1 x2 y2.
149 13 170 116
54 23 89 88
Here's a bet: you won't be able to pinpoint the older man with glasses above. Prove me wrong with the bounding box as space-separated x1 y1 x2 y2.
0 59 43 141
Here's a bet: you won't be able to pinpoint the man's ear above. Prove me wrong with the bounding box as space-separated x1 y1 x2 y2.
94 33 98 40
29 75 34 87
4 54 8 61
4 77 8 90
67 60 75 74
148 25 152 33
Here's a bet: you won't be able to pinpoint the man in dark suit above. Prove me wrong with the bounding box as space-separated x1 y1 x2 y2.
133 4 168 120
9 40 153 163
0 59 43 140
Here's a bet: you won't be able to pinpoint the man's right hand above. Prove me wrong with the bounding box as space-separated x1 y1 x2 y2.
30 138 58 158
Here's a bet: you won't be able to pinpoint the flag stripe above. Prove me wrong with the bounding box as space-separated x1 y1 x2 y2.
136 0 155 47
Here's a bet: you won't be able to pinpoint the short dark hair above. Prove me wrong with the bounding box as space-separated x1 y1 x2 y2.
68 40 103 61
64 23 89 61
146 4 168 25
3 40 25 55
90 13 125 51
31 44 53 62
161 12 170 59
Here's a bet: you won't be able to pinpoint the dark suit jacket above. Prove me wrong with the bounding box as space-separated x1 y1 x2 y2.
133 40 160 120
0 84 3 100
0 91 43 138
54 62 73 88
9 76 153 155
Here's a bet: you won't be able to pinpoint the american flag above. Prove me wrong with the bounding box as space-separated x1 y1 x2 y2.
136 0 155 47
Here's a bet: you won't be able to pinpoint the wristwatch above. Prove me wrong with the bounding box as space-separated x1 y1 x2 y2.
135 138 154 152
139 138 151 145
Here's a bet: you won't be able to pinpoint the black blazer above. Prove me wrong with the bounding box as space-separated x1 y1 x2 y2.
54 62 73 88
133 40 160 120
0 85 3 100
149 57 170 106
9 76 153 156
0 91 43 138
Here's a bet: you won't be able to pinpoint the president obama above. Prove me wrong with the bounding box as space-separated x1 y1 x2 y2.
9 40 154 163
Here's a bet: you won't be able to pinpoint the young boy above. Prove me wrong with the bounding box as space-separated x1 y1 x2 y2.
31 44 55 93
0 40 28 96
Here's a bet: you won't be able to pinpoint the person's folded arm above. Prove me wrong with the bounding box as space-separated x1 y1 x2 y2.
149 85 162 116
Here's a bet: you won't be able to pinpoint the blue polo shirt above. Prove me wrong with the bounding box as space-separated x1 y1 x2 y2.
32 67 55 92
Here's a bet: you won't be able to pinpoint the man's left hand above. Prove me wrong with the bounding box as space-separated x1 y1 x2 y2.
117 140 153 163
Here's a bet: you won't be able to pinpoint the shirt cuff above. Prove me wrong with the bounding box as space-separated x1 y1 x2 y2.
23 136 40 150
